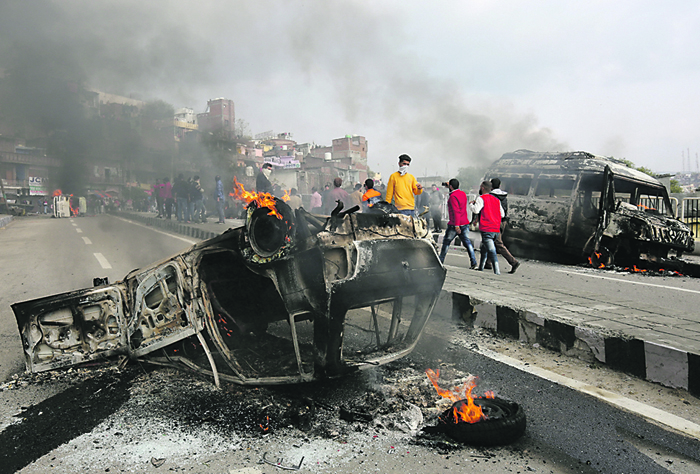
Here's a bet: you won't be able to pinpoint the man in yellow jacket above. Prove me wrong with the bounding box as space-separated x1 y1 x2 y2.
385 154 423 216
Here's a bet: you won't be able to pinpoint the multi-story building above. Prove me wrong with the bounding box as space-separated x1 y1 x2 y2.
197 98 235 138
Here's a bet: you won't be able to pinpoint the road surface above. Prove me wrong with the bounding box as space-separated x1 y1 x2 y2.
0 215 698 473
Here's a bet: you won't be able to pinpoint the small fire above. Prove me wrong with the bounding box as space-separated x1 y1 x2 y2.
426 369 494 424
588 251 605 269
231 177 283 220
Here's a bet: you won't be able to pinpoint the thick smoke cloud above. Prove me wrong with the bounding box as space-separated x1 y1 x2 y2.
0 0 566 183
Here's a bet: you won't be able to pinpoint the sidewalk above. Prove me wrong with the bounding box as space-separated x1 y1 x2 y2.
116 210 700 397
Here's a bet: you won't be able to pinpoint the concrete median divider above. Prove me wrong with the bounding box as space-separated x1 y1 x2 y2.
434 288 700 397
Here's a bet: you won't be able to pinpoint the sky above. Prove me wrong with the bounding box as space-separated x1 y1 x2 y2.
1 0 699 180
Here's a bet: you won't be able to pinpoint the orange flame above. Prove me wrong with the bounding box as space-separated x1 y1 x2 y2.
588 251 605 269
426 369 493 424
231 177 283 220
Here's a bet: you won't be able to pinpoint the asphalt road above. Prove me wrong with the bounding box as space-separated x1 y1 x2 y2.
0 215 698 473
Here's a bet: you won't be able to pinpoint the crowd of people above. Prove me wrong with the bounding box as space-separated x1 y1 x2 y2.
145 155 522 275
256 154 520 275
151 174 228 224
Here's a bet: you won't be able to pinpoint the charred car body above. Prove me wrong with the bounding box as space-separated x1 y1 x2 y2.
12 200 446 386
484 150 694 265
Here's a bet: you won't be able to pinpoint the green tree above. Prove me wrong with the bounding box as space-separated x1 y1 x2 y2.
619 158 656 178
670 179 682 193
456 166 489 193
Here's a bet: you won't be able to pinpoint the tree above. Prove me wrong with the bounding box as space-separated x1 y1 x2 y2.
235 118 251 139
142 100 175 123
456 166 489 193
670 179 682 193
619 158 656 178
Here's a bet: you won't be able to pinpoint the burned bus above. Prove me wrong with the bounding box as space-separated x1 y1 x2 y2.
484 150 694 266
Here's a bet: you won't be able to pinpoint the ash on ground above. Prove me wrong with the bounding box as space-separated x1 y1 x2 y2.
6 357 497 472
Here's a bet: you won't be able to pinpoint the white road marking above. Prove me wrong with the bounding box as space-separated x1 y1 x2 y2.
556 269 700 295
474 346 700 440
76 228 83 233
71 223 77 227
82 237 92 245
111 215 197 244
93 253 112 269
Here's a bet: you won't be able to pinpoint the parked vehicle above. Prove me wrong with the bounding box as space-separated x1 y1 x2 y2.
483 150 694 265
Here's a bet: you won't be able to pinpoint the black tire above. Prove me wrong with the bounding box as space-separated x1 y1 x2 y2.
438 397 526 446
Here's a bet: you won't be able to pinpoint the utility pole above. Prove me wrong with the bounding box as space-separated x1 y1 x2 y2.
682 150 685 173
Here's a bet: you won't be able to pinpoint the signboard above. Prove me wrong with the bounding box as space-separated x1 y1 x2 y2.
29 176 48 196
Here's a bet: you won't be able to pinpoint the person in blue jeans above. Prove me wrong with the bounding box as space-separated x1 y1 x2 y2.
469 181 505 275
438 178 477 267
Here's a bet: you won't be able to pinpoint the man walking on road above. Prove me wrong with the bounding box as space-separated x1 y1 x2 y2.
490 178 520 273
439 178 477 267
469 180 505 274
385 154 423 217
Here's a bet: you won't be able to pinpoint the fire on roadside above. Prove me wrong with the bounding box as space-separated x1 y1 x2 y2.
426 368 494 424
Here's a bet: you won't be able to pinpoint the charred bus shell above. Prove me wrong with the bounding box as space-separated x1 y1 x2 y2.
12 200 446 386
485 150 694 265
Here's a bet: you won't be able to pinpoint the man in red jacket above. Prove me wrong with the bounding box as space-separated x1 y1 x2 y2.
438 178 477 267
469 180 505 274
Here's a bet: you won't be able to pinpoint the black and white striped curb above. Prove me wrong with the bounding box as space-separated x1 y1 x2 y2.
434 291 700 397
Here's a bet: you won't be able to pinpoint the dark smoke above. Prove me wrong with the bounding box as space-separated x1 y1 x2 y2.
0 0 566 189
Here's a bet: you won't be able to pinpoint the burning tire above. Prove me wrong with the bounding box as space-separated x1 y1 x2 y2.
436 398 526 446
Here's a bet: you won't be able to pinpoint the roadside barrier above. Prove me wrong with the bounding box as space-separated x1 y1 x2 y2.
680 197 700 239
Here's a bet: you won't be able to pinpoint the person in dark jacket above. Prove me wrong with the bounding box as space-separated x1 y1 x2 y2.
429 184 444 232
256 163 274 194
489 178 520 274
172 174 188 222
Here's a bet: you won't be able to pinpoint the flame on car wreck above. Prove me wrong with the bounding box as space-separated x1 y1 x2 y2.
485 150 695 266
12 198 446 387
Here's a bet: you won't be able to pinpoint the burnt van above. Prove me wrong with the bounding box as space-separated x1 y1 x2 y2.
484 150 694 265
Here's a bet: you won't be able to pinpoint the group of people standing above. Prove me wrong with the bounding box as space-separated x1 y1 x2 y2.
153 175 226 225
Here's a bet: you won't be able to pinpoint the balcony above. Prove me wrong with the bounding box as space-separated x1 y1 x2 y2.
0 152 60 167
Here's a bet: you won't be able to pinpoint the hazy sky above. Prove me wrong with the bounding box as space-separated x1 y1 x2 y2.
2 0 699 179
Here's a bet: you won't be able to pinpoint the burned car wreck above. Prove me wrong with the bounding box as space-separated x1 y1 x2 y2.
485 150 694 266
12 197 446 386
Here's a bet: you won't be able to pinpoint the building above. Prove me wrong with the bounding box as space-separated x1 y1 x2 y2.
197 98 235 138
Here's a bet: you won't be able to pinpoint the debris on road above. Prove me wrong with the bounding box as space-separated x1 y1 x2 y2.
12 194 445 386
